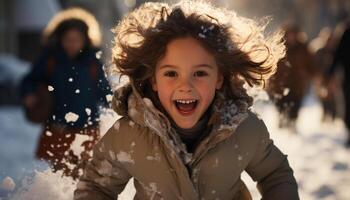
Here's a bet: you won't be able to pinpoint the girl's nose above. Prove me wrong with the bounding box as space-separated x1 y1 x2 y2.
178 77 193 93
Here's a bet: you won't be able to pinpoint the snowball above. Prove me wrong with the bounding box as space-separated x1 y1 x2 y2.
75 89 80 94
48 85 54 91
1 176 16 191
68 78 73 82
85 108 91 116
64 112 79 123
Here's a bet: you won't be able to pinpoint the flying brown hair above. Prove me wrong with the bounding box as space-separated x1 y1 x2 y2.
110 0 285 102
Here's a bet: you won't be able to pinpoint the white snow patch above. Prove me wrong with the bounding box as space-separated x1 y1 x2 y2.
64 112 79 123
9 169 76 200
146 153 161 162
48 85 54 91
117 151 135 164
45 131 52 137
97 160 113 176
70 134 91 157
95 50 102 59
106 94 113 102
85 108 91 116
114 121 120 130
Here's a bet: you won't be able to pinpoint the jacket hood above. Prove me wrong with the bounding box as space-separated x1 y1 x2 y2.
111 78 252 164
43 7 101 47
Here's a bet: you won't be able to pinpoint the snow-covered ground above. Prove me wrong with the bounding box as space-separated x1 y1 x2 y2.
0 91 349 200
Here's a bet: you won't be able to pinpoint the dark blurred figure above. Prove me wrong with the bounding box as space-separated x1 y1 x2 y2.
327 22 350 147
267 24 316 128
309 27 342 121
20 8 111 178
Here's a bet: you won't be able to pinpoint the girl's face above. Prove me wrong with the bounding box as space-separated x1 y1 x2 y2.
152 37 223 129
61 29 85 58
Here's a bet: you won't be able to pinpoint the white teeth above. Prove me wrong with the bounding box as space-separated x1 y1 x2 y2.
175 100 196 104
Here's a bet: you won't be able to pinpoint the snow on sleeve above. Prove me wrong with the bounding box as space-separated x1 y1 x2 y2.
117 151 135 164
70 134 91 158
146 152 161 162
96 159 113 176
113 121 120 131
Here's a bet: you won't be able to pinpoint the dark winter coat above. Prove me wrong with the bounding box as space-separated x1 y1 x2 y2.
74 82 299 200
20 48 111 128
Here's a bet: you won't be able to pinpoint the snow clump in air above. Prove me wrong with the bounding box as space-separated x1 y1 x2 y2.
65 112 79 123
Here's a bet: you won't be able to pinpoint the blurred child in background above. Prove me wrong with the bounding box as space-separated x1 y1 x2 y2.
20 8 111 178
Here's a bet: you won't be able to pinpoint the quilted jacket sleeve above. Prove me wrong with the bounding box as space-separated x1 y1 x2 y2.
245 114 299 200
74 122 132 200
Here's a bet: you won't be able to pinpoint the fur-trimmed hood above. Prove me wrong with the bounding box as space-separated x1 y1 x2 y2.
111 80 251 164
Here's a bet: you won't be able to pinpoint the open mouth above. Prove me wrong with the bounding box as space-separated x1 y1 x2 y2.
174 99 198 115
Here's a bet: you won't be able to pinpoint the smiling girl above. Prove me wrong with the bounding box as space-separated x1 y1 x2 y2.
74 1 299 199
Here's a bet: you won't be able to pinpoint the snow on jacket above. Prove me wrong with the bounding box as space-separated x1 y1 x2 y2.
74 82 299 200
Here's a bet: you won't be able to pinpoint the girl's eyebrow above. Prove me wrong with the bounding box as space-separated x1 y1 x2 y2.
159 64 214 70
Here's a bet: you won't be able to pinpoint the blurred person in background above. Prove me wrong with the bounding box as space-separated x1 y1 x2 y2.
327 21 350 147
267 24 316 129
309 26 342 121
20 8 111 178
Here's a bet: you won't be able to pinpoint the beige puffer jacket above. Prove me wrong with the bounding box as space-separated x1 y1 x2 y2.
74 83 299 200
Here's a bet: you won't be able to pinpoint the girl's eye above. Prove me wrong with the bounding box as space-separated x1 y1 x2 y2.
194 71 208 77
164 71 177 77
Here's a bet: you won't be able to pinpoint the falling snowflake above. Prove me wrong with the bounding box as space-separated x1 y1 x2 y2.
48 85 54 91
95 50 103 59
106 94 113 102
85 108 91 116
64 112 79 123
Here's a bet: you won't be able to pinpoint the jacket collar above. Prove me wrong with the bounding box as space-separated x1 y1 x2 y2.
111 80 250 164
